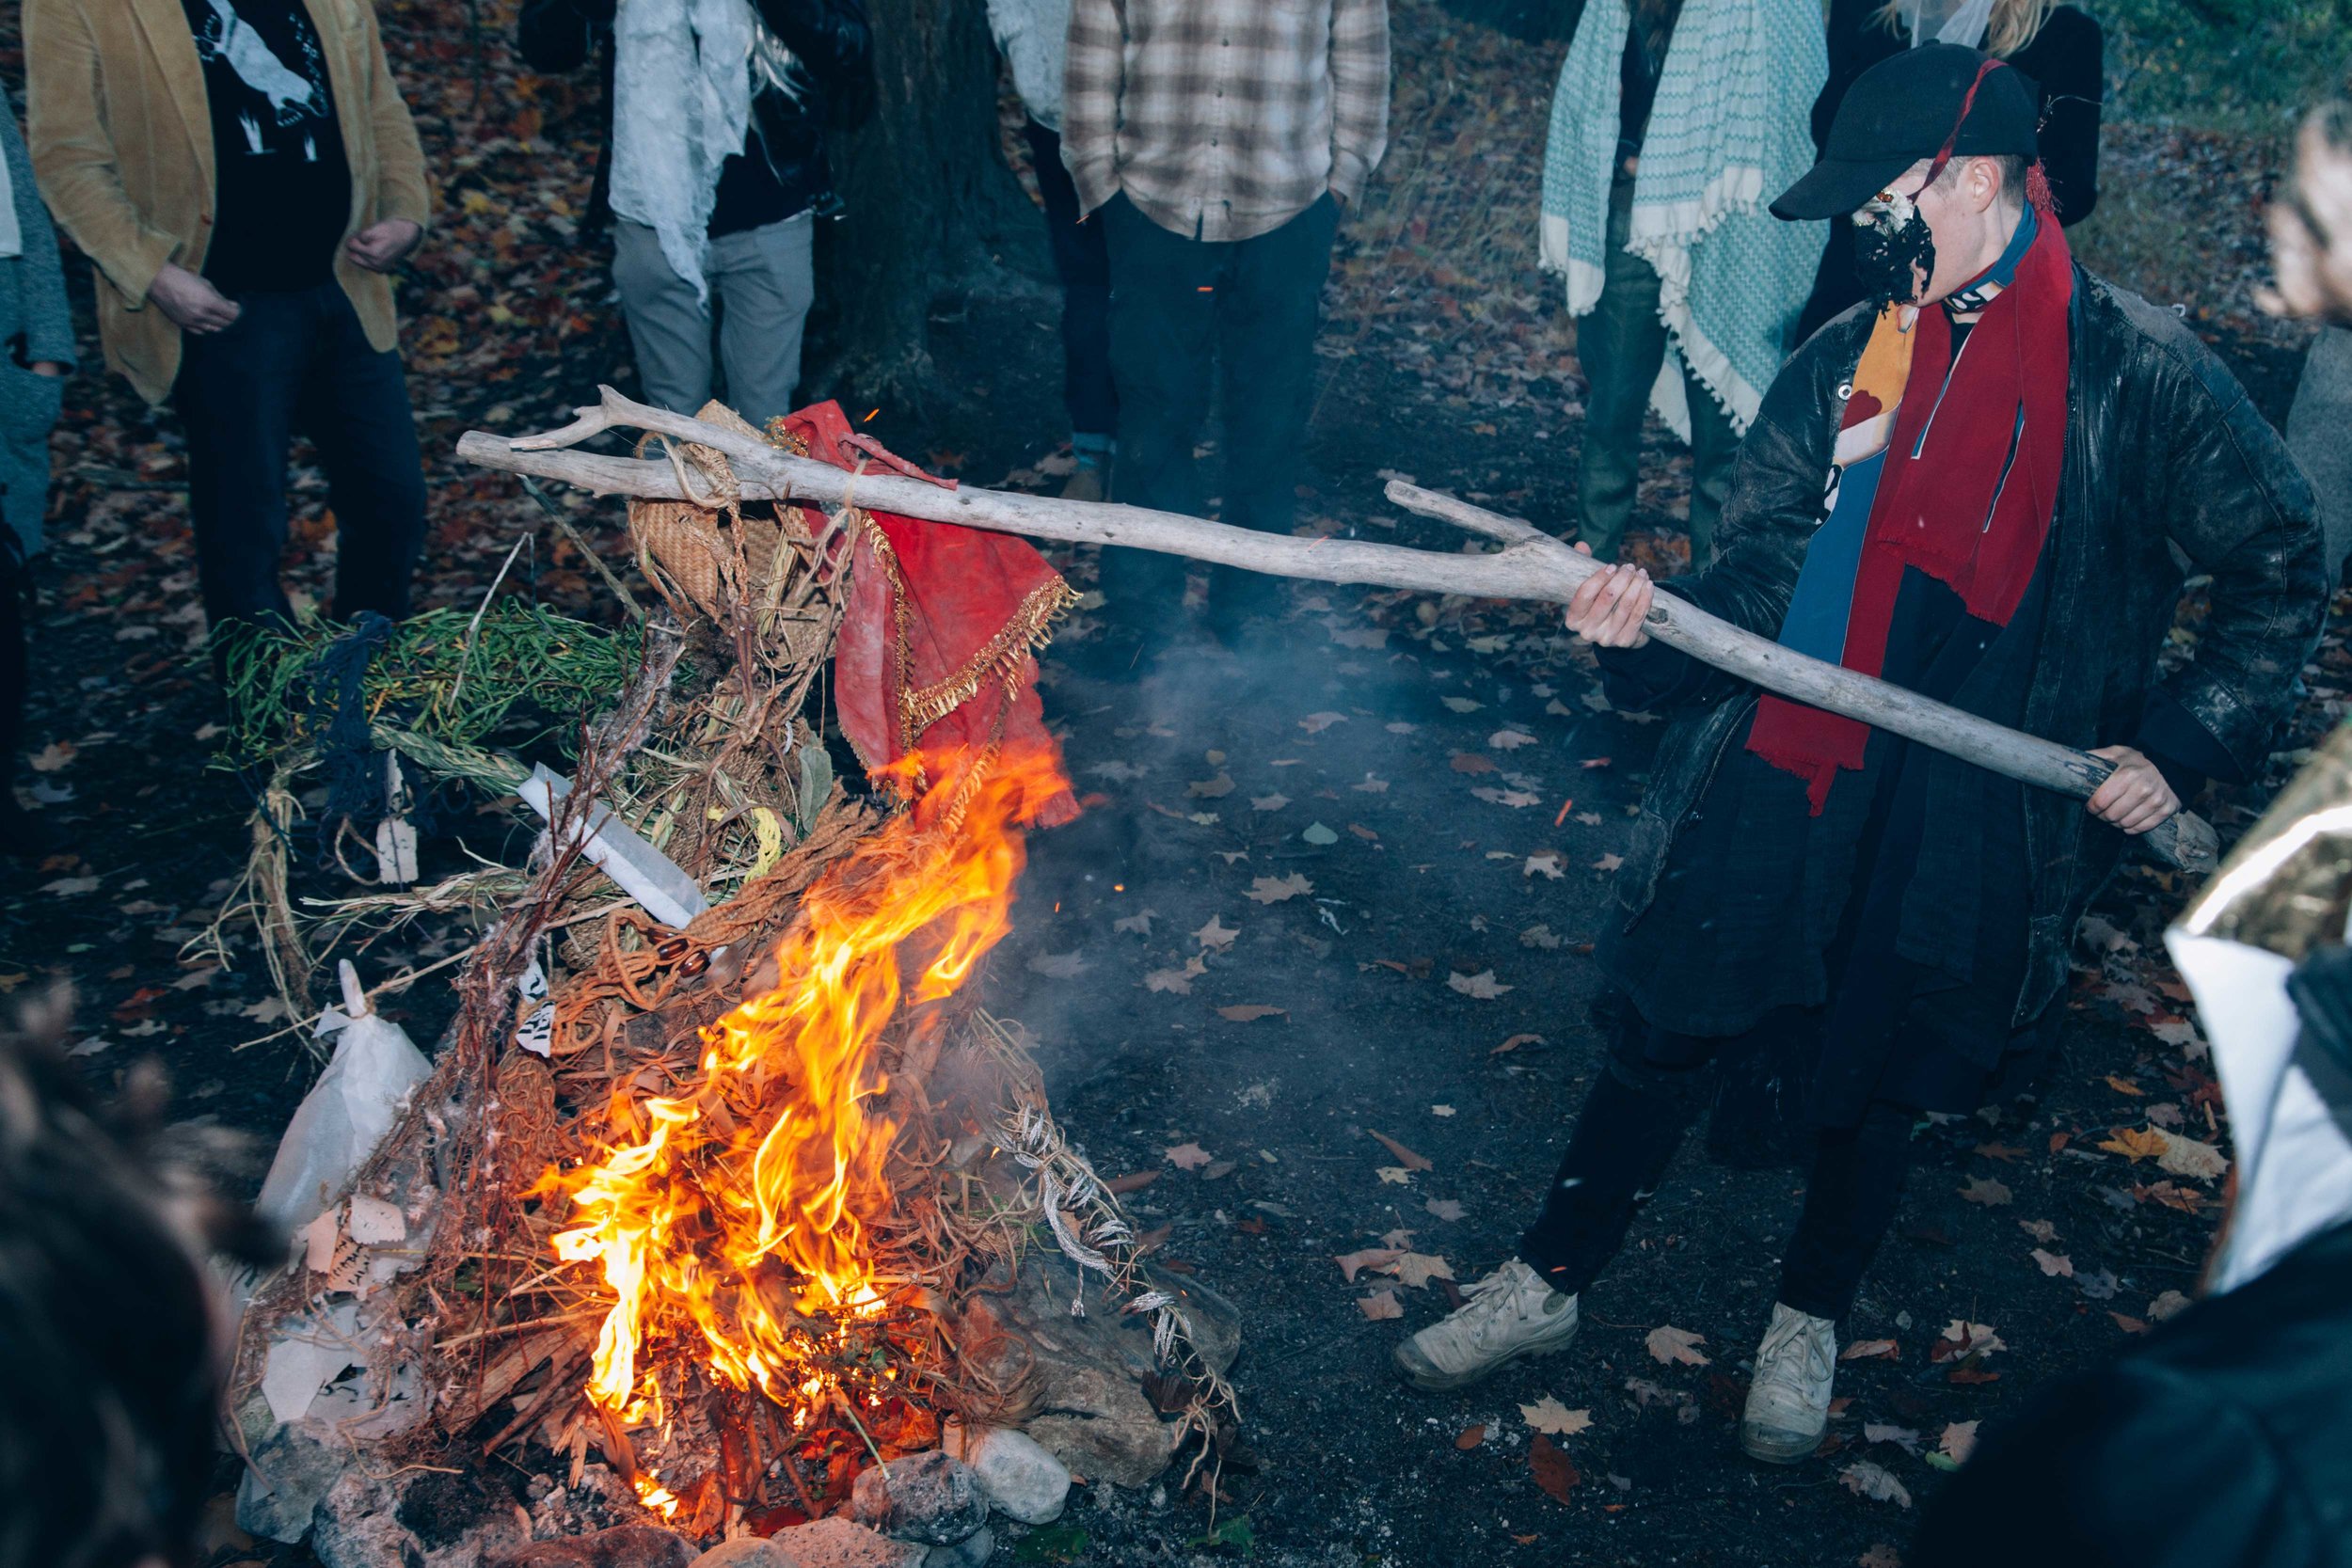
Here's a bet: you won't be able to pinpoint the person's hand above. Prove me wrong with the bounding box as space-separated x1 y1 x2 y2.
1564 543 1654 648
2086 744 2181 834
346 218 423 273
27 362 63 377
149 262 242 333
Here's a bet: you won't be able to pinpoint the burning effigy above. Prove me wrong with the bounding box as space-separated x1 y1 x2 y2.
211 404 1238 1565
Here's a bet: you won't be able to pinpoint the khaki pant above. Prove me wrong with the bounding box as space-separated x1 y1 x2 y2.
612 211 816 428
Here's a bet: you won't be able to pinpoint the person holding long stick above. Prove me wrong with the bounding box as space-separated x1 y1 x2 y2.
1394 43 2326 1465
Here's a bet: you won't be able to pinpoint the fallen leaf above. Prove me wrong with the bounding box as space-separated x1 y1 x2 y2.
1864 1423 1920 1455
1187 774 1235 799
1520 923 1563 948
1645 1325 1709 1367
1375 1166 1414 1185
40 876 100 896
1958 1176 2013 1207
1299 712 1348 734
1246 873 1312 905
2106 1074 2146 1096
26 741 75 772
1027 951 1089 979
1446 969 1512 999
2152 1128 2230 1181
1841 1461 1913 1509
1938 1421 1979 1465
1519 1396 1592 1437
2030 1248 2074 1277
1936 1321 2005 1360
1087 759 1146 782
1491 1033 1544 1055
1393 1253 1454 1289
1145 956 1208 994
1455 1423 1487 1450
1974 1142 2026 1163
1529 1434 1580 1503
2147 1290 2193 1322
1369 1130 1433 1171
1489 729 1537 751
1113 910 1156 936
1524 851 1565 879
241 996 291 1024
1440 696 1485 714
1165 1142 1214 1170
1335 1247 1404 1282
1195 915 1240 950
1330 626 1389 649
1840 1338 1899 1362
1358 1289 1403 1321
1216 1004 1286 1022
1105 1171 1159 1194
1301 821 1340 845
2076 1268 2120 1301
1451 752 1498 774
2018 1218 2058 1243
2108 1311 2148 1334
1591 853 1624 872
1424 1197 1466 1221
1250 794 1290 811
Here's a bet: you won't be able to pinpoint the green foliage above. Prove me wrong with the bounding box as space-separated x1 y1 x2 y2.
2104 0 2352 135
214 602 644 771
1009 1523 1091 1563
1189 1514 1257 1556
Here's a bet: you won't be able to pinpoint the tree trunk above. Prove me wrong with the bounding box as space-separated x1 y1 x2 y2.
811 0 1037 408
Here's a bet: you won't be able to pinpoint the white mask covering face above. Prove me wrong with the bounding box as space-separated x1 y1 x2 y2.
1899 0 1998 48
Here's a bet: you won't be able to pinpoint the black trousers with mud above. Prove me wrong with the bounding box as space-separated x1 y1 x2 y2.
1517 1011 1915 1321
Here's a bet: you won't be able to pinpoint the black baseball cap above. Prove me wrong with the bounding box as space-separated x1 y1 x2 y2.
1770 42 2041 221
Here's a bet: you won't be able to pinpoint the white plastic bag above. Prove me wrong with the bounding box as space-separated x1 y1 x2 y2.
254 961 431 1243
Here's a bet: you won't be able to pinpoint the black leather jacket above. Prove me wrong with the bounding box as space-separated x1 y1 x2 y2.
516 0 874 232
1608 270 2325 1029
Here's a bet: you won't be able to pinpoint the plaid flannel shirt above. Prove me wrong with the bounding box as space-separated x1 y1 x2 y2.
1062 0 1391 243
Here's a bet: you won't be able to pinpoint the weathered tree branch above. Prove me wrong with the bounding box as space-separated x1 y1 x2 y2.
456 388 2221 873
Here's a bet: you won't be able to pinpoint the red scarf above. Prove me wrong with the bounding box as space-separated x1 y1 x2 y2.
1745 210 2073 812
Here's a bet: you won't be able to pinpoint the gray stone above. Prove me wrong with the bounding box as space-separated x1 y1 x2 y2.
692 1539 801 1568
941 1424 1070 1526
2290 325 2352 583
770 1517 926 1568
310 1466 529 1568
848 1451 987 1546
490 1525 697 1568
924 1526 993 1568
953 1253 1241 1489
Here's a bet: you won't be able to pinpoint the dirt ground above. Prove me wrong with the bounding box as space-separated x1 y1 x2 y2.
0 2 2339 1566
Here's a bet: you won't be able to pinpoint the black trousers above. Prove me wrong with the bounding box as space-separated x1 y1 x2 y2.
1518 1013 1917 1321
1021 119 1117 442
1101 190 1338 618
173 281 427 628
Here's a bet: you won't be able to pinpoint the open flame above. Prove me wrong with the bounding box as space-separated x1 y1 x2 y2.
547 747 1070 1448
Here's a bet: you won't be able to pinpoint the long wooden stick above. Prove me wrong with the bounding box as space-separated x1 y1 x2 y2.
454 388 2220 873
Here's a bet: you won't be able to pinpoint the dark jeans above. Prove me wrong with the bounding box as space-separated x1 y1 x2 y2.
1518 1012 1917 1321
1577 175 1740 566
1102 190 1339 622
1022 119 1117 442
173 281 427 628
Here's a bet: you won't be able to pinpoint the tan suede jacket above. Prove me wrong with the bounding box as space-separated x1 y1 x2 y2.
24 0 432 404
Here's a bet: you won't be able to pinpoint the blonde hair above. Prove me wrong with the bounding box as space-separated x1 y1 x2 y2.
1869 0 2057 59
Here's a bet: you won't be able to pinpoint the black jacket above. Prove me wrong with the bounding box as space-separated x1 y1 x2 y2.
1909 1219 2352 1568
516 0 873 235
1603 270 2325 1034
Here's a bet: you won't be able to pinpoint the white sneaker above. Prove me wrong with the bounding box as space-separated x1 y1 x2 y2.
1740 1302 1837 1464
1392 1259 1581 1391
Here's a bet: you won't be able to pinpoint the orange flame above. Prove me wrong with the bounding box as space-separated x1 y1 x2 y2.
548 746 1070 1418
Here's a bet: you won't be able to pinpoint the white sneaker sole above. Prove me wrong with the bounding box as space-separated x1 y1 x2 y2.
1739 1418 1824 1465
1391 1321 1581 1392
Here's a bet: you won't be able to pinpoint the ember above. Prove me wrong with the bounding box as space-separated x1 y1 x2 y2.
545 745 1073 1507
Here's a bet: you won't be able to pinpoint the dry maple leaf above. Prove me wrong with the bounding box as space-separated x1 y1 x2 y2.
1216 1004 1286 1022
1958 1176 2013 1207
1144 956 1206 994
1524 851 1565 879
1841 1461 1913 1509
1299 711 1347 733
1455 1423 1486 1450
1375 1166 1414 1185
1645 1325 1709 1367
1246 873 1312 905
1939 1420 1979 1465
1369 1130 1434 1171
2152 1128 2230 1181
1840 1338 1899 1362
1164 1142 1214 1170
1518 1396 1592 1437
1392 1253 1454 1290
1194 915 1239 949
1424 1197 1467 1221
1334 1246 1404 1282
1026 951 1089 980
1113 910 1156 936
1529 1435 1580 1503
1592 852 1625 872
1358 1289 1404 1321
2030 1248 2074 1277
1488 729 1537 751
1440 696 1485 714
1187 774 1235 799
1250 794 1290 811
1446 969 1512 999
2018 1218 2059 1243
